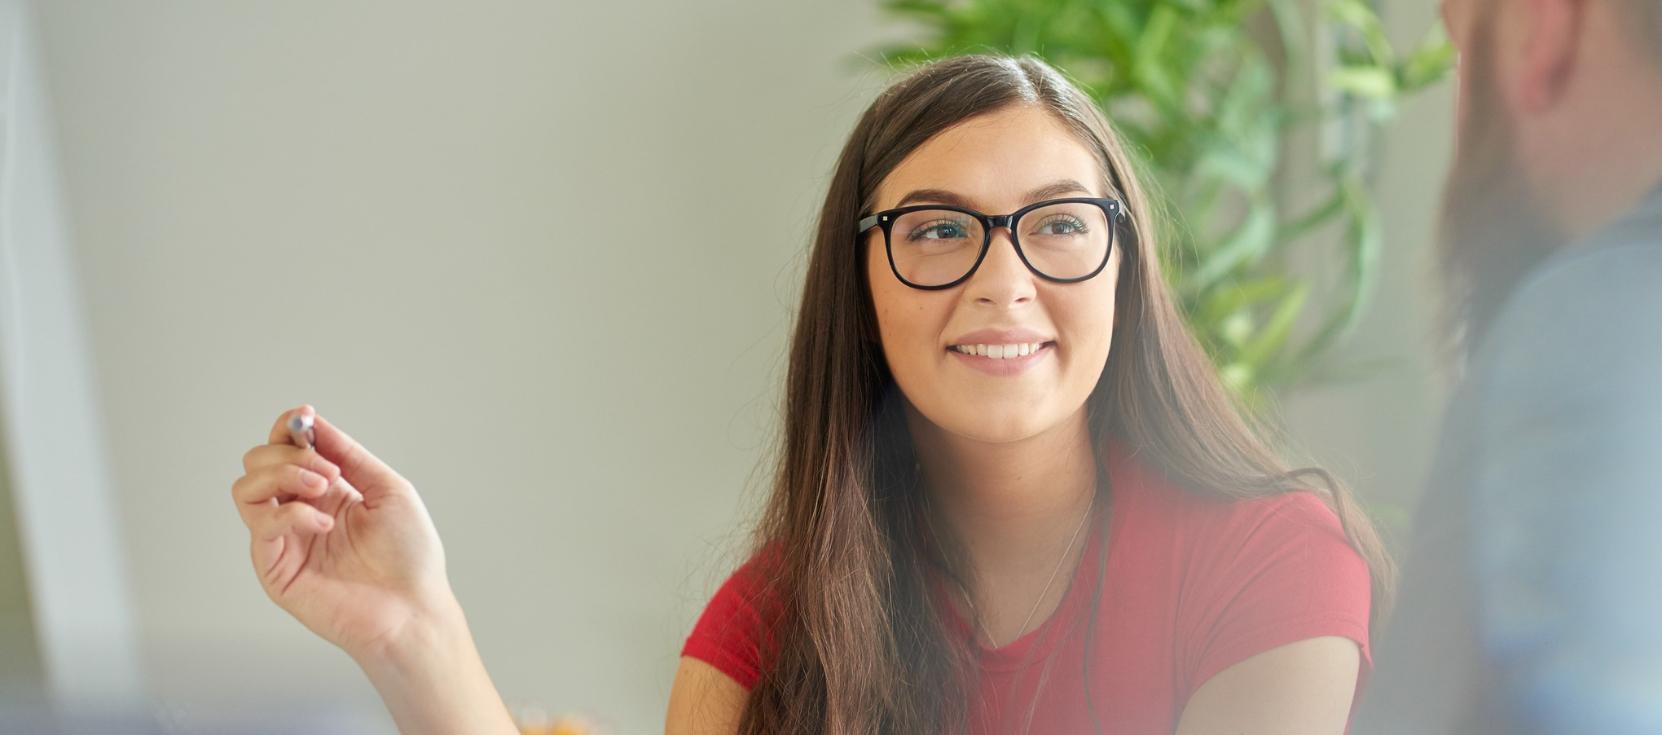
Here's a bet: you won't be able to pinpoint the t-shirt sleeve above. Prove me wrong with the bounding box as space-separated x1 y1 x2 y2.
680 549 783 691
1179 490 1375 695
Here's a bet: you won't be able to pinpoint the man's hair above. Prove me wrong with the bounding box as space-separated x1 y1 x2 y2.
1621 0 1662 64
1653 2 1662 56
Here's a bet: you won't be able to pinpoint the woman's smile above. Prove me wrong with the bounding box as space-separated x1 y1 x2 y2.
947 340 1057 376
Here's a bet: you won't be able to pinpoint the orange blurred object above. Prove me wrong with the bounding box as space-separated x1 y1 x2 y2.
518 716 598 735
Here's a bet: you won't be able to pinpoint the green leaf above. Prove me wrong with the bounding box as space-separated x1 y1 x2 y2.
1239 280 1311 370
1281 188 1346 243
1325 0 1396 66
1292 171 1382 365
1197 275 1294 326
1220 362 1254 394
1188 195 1277 292
1193 139 1273 189
1088 3 1138 72
1329 65 1398 99
1221 311 1255 348
1133 5 1183 110
1265 0 1310 76
1399 23 1455 91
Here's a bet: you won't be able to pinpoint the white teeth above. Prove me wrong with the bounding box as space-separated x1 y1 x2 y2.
951 342 1048 359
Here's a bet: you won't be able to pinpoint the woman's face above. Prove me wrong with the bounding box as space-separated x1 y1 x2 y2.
865 104 1121 444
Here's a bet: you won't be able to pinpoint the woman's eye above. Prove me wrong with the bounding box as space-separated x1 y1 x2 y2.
1033 217 1087 236
907 220 972 241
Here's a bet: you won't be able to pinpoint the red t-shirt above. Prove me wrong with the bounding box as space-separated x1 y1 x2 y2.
681 440 1373 733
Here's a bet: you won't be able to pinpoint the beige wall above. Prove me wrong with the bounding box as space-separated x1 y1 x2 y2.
20 0 1449 730
31 1 892 729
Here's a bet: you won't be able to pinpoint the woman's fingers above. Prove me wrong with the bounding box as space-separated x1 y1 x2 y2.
242 443 341 481
250 497 335 542
263 405 404 503
232 463 332 525
310 412 406 501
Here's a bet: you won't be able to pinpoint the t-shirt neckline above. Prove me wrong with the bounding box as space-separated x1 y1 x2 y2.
924 449 1127 672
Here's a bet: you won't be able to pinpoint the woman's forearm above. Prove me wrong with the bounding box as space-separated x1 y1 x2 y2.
354 598 521 735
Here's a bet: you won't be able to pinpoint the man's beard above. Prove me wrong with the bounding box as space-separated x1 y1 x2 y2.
1436 18 1565 361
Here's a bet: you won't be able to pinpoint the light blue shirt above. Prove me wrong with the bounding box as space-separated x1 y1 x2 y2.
1469 185 1662 734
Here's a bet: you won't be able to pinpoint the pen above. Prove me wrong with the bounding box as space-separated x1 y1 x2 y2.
288 413 316 450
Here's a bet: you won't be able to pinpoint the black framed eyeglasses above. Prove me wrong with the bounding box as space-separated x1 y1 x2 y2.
855 197 1126 290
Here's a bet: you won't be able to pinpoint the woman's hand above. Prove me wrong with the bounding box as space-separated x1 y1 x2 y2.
231 404 456 664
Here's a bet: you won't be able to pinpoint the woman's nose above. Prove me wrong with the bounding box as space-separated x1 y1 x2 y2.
965 228 1036 304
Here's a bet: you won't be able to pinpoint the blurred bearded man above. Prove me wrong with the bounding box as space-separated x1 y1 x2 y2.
1354 1 1662 733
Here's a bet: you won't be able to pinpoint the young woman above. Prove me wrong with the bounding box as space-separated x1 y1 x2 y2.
231 53 1388 735
665 54 1391 734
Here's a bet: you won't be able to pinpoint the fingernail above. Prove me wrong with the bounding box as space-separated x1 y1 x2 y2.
300 469 326 490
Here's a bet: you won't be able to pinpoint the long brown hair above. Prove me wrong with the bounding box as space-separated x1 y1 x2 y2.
739 53 1395 734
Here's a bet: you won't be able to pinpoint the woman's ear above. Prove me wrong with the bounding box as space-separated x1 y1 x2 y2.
1513 0 1587 113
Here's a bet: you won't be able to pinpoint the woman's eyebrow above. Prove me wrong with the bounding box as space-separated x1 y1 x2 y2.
893 179 1095 209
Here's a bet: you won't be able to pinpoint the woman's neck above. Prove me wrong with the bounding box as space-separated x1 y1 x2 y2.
905 401 1101 644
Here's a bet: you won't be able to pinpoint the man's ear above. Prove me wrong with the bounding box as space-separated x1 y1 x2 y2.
1515 0 1586 112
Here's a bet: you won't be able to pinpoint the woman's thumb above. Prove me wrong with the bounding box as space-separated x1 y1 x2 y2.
311 412 408 499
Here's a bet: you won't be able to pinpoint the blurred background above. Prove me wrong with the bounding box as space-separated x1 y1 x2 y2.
0 0 1450 731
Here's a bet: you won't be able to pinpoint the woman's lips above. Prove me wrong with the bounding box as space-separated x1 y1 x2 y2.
947 342 1056 377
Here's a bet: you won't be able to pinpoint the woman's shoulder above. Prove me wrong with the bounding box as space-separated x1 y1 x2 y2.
1172 482 1357 574
1109 442 1349 547
1195 485 1350 543
679 541 790 690
1106 453 1373 689
1107 444 1366 607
